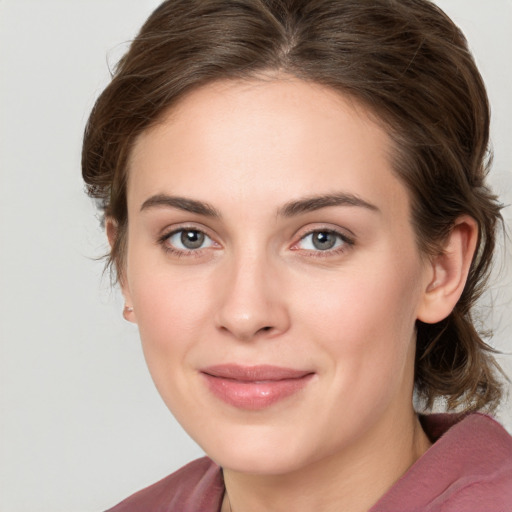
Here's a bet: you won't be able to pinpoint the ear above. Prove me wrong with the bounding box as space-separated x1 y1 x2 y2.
106 217 137 324
417 216 478 324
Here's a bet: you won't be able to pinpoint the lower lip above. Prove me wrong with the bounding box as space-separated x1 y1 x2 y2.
201 373 314 410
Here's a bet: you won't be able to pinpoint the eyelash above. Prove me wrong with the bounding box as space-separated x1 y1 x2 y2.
157 227 217 258
157 227 355 258
291 229 354 258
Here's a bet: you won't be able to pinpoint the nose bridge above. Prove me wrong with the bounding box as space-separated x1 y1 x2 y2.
215 245 289 340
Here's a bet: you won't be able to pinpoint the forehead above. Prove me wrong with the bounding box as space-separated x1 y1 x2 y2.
127 77 411 221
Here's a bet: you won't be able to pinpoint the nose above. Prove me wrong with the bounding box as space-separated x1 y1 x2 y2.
214 253 290 341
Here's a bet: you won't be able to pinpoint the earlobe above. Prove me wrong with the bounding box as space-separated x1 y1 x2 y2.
121 301 137 324
417 216 478 324
123 305 136 323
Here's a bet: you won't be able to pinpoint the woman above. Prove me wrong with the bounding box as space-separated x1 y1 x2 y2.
82 0 512 510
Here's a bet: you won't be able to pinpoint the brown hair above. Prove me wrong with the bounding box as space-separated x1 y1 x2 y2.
82 0 504 412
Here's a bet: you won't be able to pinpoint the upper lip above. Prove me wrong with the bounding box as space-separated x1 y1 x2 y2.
201 364 314 382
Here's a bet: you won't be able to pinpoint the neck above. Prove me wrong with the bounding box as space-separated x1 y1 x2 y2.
222 410 431 512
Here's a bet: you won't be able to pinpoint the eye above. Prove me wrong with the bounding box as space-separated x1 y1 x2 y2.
295 230 351 252
163 228 215 251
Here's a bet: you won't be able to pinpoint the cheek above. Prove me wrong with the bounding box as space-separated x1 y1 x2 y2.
296 256 424 382
301 263 420 337
126 248 216 370
128 268 214 418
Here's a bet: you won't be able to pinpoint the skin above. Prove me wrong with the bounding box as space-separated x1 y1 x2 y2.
115 77 477 512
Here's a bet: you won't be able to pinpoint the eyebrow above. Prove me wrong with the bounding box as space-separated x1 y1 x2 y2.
278 193 380 217
140 192 379 218
140 194 220 217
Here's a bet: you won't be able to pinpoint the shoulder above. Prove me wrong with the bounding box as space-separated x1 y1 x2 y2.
104 457 224 512
372 413 512 512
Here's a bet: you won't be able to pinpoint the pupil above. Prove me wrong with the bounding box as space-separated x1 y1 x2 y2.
181 230 204 249
313 231 336 250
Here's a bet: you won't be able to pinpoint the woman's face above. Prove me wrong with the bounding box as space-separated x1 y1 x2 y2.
122 78 433 474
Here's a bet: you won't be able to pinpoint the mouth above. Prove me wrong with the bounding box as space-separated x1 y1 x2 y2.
200 364 315 410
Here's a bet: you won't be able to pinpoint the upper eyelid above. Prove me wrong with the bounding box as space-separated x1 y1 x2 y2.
299 231 352 245
294 224 355 243
159 223 215 240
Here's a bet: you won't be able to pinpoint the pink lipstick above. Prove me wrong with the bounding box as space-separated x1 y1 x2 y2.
200 364 314 410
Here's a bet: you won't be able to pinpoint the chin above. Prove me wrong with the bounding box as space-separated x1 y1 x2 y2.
197 423 322 476
215 448 309 476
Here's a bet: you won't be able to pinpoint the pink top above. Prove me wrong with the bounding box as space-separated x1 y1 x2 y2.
106 413 512 511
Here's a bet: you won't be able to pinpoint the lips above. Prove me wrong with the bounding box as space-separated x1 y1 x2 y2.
200 364 314 410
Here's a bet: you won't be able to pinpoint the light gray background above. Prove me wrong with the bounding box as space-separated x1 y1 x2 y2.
0 1 511 511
